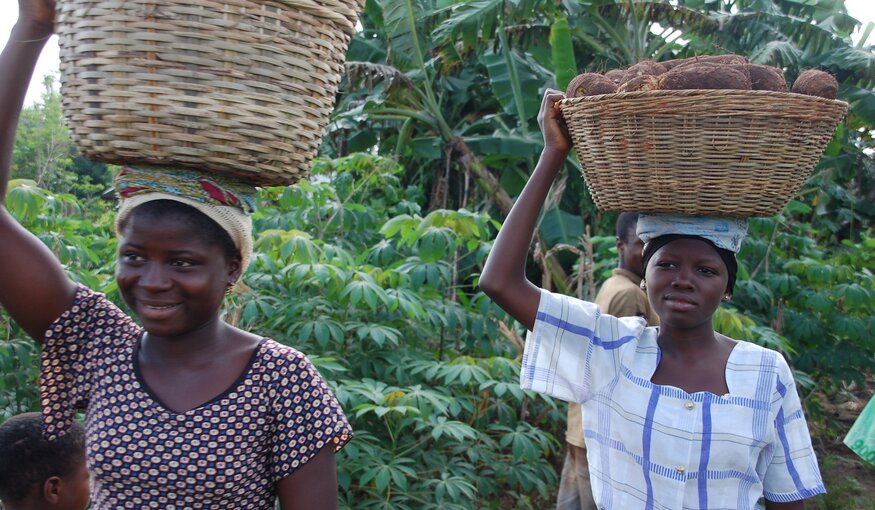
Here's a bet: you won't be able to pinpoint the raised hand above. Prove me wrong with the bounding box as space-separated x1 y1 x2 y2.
537 88 572 156
17 0 57 38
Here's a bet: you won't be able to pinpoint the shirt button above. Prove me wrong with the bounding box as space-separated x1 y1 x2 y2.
684 400 695 410
676 466 686 474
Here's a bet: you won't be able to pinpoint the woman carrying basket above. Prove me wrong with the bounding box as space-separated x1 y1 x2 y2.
0 1 351 508
479 89 825 509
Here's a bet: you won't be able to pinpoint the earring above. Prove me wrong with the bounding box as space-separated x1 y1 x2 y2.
639 279 647 290
722 294 731 302
225 282 235 296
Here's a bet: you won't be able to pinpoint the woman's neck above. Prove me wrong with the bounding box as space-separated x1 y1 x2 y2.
141 318 231 365
656 322 722 358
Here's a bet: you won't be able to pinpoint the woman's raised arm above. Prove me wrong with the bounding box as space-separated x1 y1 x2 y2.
479 89 572 331
0 0 77 342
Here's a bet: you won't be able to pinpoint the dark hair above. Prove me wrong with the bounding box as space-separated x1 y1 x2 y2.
0 413 86 504
615 212 640 242
641 234 738 295
119 200 239 262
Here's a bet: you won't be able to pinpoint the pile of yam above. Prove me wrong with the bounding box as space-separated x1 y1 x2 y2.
565 55 838 100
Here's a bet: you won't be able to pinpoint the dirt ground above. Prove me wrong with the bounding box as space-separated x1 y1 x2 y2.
807 376 875 510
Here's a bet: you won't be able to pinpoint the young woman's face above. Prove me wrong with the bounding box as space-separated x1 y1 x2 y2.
116 213 240 338
645 238 729 329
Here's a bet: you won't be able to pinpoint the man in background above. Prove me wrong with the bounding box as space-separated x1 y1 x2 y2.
557 212 658 510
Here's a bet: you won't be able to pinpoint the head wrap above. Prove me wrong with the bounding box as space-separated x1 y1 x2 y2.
114 167 257 274
637 214 748 295
636 214 748 253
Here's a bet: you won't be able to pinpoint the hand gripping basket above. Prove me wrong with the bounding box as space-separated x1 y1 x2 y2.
559 89 848 217
56 0 364 186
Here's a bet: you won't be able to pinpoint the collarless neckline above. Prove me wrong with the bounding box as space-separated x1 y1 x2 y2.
648 329 741 398
132 335 268 415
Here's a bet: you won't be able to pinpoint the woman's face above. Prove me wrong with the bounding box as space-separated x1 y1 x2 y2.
645 238 729 329
115 212 240 339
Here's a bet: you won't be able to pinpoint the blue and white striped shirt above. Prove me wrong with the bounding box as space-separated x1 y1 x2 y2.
521 290 825 510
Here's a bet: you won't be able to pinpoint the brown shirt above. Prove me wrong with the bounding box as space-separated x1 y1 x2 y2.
565 269 658 447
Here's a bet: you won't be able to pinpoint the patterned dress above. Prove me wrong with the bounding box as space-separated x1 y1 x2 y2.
40 285 352 509
522 289 825 510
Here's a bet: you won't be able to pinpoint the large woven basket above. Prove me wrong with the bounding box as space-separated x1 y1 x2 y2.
56 0 364 186
559 89 848 217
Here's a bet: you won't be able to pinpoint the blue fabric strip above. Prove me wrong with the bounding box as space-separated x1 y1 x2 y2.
642 386 661 510
698 394 713 509
763 483 827 502
775 404 806 492
775 384 805 492
535 311 638 350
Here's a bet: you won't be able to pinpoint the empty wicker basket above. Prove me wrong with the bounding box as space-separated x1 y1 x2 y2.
56 0 364 186
559 89 848 217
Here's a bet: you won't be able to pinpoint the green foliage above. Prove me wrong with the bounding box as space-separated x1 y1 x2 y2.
12 76 75 193
550 16 577 91
735 217 875 388
0 337 39 420
242 154 559 506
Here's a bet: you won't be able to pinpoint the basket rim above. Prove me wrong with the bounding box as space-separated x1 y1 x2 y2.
558 88 849 108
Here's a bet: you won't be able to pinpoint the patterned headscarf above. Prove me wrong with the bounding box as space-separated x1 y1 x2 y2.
114 167 257 274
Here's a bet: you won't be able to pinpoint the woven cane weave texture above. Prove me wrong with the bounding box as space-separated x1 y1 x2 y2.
559 89 848 217
57 0 364 186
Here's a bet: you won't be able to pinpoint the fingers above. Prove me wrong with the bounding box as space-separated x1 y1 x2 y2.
539 89 567 122
542 88 565 110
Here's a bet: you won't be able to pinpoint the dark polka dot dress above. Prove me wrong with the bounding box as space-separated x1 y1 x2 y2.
40 285 352 509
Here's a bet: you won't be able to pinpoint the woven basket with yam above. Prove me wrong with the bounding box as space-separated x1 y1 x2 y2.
559 89 848 217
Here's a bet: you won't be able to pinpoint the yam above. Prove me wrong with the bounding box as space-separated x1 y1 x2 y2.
617 74 661 93
791 69 838 99
566 73 618 97
622 60 667 82
663 54 750 70
746 64 787 91
659 62 751 90
604 69 627 84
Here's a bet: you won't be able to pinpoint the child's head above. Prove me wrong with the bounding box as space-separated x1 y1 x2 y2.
0 413 88 510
